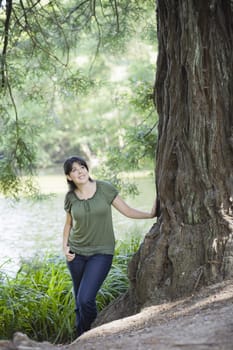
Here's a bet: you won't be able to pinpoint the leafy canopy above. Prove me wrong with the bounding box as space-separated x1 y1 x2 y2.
0 0 157 197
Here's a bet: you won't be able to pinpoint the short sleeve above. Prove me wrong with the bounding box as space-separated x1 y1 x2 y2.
64 192 72 213
99 181 119 204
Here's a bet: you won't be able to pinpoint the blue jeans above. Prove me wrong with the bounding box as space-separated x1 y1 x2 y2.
67 253 113 336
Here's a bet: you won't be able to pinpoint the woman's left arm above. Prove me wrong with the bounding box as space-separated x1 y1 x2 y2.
112 195 157 219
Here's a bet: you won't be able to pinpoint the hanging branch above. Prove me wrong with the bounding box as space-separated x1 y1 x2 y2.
65 0 90 22
18 0 68 66
1 0 12 89
88 0 102 73
112 0 120 33
1 0 20 148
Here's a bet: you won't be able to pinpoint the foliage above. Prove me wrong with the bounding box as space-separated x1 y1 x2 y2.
0 0 158 198
0 256 75 343
0 117 39 198
93 77 158 194
0 235 141 344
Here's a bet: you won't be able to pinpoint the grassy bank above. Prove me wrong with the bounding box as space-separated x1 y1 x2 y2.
0 236 141 344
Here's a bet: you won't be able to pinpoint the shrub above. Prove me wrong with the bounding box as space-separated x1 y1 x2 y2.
0 236 141 344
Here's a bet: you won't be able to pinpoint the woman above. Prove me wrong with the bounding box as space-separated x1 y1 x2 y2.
63 155 157 337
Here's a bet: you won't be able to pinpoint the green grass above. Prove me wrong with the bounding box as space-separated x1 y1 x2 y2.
0 236 141 344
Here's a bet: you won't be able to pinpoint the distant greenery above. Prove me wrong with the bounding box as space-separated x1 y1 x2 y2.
0 236 141 344
0 0 158 198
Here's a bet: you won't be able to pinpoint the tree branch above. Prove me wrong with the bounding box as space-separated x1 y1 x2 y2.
89 0 102 73
12 0 69 66
1 0 12 89
112 0 120 32
65 0 90 22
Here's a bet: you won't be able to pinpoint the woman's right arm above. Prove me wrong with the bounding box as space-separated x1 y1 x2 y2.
63 212 75 261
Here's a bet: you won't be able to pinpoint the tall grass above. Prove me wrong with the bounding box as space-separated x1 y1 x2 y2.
0 235 141 344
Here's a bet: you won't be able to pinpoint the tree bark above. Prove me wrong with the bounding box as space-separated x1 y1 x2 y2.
129 0 233 307
96 0 233 325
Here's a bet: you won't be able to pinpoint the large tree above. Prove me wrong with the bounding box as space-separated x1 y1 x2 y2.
154 0 233 294
97 0 233 324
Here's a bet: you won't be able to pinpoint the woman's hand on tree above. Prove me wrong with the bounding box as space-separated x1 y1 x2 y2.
150 199 157 218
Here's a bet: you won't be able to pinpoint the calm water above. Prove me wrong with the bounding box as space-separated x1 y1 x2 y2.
0 175 155 275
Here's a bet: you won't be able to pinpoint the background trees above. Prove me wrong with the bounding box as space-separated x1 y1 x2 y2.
0 0 157 197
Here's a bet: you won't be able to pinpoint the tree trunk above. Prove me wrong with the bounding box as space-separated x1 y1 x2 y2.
95 0 233 325
129 0 233 307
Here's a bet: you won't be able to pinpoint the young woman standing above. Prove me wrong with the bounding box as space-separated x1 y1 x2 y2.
63 156 157 337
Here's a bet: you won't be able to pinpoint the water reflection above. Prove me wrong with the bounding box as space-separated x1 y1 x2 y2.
0 175 155 276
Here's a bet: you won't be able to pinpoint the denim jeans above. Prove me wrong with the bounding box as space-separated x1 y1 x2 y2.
67 253 113 336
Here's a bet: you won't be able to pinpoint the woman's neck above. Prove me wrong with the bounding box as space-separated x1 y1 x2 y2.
75 180 96 199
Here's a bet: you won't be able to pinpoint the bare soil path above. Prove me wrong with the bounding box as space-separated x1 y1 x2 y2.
1 279 233 350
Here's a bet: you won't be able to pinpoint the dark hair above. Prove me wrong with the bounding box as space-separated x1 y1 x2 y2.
63 156 92 192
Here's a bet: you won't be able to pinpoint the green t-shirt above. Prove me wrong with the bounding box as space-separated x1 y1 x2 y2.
64 180 118 256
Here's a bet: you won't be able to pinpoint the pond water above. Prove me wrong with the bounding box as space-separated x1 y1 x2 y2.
0 174 155 276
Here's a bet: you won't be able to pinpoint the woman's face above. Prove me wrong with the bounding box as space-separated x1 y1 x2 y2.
67 162 89 186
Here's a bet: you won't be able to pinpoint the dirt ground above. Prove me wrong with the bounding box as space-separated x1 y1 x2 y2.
1 279 233 350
